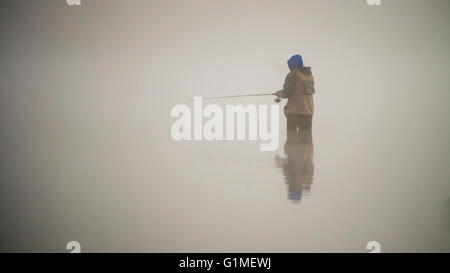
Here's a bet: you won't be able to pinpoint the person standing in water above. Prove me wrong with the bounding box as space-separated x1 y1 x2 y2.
275 54 315 132
274 54 315 202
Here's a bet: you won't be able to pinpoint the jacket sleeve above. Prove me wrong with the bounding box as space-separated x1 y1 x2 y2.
276 73 295 98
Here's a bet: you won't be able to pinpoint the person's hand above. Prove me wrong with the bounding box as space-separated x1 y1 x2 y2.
273 90 281 97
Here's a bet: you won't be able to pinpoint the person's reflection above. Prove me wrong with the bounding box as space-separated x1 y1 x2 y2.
275 129 314 203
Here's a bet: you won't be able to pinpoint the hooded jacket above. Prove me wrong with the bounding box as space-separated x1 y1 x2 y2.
277 64 315 117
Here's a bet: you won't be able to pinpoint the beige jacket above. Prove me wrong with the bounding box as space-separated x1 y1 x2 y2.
276 67 315 117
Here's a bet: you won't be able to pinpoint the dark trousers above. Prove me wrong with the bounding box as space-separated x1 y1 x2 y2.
287 115 312 131
286 114 313 145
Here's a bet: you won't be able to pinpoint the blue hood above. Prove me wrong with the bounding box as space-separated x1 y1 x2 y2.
287 54 304 71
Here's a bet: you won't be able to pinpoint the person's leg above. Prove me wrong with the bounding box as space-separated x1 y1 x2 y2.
286 116 300 144
299 115 312 131
299 115 313 144
287 116 298 132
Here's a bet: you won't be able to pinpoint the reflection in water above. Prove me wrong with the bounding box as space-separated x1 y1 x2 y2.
275 129 314 204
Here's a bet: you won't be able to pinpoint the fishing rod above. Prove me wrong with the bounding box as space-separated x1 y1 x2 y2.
187 92 281 103
200 93 276 101
203 93 274 100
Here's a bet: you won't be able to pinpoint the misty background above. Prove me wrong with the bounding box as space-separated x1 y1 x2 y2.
0 0 449 252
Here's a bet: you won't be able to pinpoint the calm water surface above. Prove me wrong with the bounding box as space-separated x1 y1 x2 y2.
2 94 449 252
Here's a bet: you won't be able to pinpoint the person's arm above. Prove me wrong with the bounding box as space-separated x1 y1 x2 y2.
275 73 295 98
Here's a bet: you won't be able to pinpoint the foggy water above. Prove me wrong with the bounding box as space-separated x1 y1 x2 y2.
1 0 449 252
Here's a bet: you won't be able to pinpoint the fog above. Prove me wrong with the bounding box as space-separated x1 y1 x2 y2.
0 0 449 252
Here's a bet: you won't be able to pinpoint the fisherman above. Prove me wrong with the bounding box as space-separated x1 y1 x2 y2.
274 54 315 132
